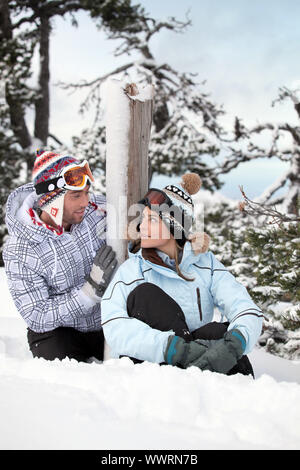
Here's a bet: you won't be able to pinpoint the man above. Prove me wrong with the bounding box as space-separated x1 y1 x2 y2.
3 149 117 362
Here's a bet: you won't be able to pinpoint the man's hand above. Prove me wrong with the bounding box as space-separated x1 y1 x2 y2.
81 245 117 301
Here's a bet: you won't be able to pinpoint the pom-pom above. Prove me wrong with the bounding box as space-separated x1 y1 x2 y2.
188 232 210 254
127 219 141 242
181 173 202 195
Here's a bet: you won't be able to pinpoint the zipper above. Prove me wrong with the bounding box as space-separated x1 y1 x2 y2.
196 287 202 321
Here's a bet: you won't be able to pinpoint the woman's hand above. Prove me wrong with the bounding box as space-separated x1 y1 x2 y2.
164 335 210 368
193 329 246 374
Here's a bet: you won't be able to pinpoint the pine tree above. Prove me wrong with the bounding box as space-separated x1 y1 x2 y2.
199 187 300 360
237 192 300 359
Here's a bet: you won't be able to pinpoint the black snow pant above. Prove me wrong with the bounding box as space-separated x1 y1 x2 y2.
126 282 254 377
27 327 105 363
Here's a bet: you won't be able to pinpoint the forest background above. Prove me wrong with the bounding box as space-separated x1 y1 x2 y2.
0 0 299 360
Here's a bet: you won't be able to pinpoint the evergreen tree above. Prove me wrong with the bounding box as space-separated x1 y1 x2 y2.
200 187 300 360
238 191 300 359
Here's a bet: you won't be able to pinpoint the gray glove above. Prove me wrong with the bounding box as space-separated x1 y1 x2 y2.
193 329 246 374
81 245 117 301
164 335 210 368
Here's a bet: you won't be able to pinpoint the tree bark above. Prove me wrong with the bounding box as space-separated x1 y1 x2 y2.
0 0 32 149
105 81 154 263
104 81 154 360
34 13 50 144
288 154 300 215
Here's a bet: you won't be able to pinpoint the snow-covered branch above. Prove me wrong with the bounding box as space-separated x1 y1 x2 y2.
254 169 292 204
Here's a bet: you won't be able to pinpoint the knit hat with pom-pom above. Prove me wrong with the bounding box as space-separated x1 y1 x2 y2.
163 173 201 227
135 172 210 253
161 173 200 236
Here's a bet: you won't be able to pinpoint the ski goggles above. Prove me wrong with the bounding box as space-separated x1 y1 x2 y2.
139 186 193 208
35 160 94 195
137 188 189 241
138 188 173 208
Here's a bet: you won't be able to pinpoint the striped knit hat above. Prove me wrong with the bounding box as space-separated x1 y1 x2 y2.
160 173 201 245
32 149 81 227
131 173 210 253
162 173 210 252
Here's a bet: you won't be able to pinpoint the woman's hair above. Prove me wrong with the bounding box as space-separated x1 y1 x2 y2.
129 237 194 282
174 241 194 282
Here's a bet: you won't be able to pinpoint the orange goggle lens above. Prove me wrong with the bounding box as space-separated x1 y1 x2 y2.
64 163 94 188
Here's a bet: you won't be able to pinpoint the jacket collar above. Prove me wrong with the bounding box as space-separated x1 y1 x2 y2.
128 241 200 278
141 248 170 269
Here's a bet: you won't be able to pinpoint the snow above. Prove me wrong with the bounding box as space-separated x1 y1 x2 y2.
129 84 155 102
104 78 131 262
1 269 300 450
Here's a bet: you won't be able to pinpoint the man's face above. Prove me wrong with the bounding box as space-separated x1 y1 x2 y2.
63 186 90 226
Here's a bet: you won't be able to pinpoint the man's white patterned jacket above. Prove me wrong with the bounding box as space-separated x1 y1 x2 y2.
3 183 106 333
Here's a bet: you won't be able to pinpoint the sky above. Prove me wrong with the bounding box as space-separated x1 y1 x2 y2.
33 0 300 200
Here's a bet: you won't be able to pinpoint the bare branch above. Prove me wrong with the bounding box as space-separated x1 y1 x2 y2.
57 62 134 91
238 186 300 223
48 133 63 146
12 1 82 28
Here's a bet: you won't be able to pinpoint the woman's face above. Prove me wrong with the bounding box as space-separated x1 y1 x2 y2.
140 207 175 251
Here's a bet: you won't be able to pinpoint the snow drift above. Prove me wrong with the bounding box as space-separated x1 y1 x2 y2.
0 268 299 450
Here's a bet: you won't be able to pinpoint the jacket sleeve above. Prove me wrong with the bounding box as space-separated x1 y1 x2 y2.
209 252 263 354
3 251 97 333
101 260 172 363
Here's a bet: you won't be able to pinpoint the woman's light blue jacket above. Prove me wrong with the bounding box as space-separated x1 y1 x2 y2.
101 242 263 363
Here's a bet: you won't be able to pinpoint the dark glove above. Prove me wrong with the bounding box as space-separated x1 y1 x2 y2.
164 335 210 368
193 329 246 374
81 245 117 301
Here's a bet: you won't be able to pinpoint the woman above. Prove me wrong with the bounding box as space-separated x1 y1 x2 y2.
101 173 263 376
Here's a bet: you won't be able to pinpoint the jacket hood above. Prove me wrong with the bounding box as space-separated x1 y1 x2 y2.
5 183 101 246
5 183 58 245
